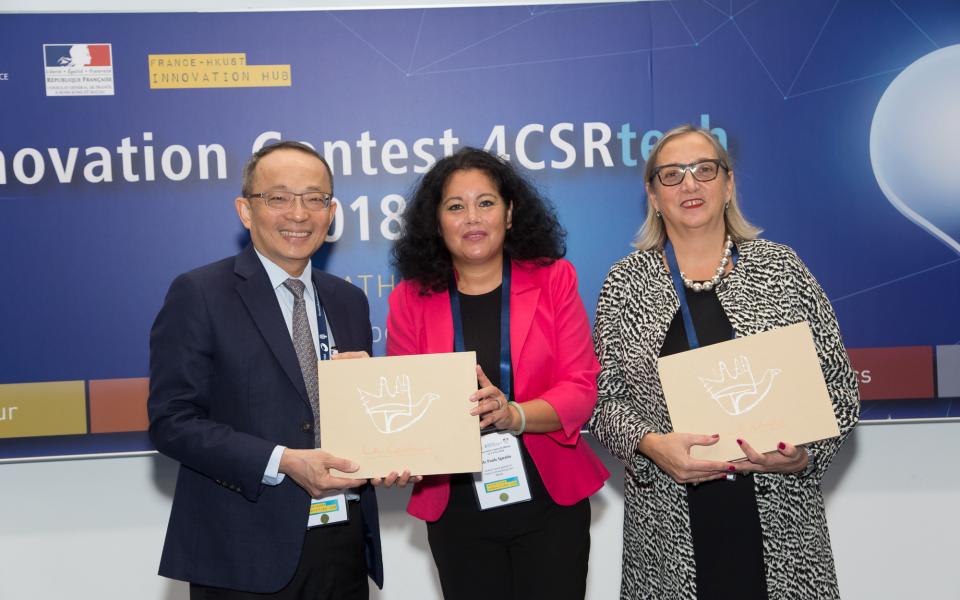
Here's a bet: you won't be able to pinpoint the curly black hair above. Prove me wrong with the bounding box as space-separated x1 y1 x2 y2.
391 147 566 294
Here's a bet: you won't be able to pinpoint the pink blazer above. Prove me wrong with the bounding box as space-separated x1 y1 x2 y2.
386 258 609 521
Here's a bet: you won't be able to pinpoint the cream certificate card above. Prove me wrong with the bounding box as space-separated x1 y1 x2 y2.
657 322 840 462
317 351 481 478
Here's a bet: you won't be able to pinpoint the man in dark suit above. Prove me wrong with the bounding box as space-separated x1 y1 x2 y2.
148 141 383 599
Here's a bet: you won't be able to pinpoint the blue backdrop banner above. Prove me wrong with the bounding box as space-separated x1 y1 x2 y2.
2 0 959 461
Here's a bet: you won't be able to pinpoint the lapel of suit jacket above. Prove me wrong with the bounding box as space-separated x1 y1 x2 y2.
423 288 455 354
509 260 540 377
233 245 310 406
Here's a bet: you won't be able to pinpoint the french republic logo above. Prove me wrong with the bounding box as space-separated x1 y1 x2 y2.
43 43 114 96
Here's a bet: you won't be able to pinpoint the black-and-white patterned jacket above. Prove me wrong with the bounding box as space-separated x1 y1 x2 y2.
590 238 860 599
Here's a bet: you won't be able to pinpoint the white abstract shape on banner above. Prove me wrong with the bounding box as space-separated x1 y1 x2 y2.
870 44 960 255
358 375 438 434
698 355 781 417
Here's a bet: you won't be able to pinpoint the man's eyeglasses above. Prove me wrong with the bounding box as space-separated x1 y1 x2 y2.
650 159 728 187
247 190 333 211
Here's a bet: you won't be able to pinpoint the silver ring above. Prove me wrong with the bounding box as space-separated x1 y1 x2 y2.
495 398 503 410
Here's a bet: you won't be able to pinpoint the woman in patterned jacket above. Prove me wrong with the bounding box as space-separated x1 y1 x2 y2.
590 124 859 599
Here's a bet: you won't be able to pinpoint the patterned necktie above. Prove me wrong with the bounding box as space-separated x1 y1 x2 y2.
283 278 321 447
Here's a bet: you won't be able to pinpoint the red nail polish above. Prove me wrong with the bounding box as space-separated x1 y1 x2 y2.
711 433 720 438
736 439 743 445
778 442 786 450
728 465 735 472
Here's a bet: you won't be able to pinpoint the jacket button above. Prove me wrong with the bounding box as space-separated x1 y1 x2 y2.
301 421 312 432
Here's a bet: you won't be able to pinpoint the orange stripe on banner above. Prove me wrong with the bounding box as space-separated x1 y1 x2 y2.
88 378 149 433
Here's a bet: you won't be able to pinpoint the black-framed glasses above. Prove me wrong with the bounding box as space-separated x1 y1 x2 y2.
247 190 333 211
650 159 728 186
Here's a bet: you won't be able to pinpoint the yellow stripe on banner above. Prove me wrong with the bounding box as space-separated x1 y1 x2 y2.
0 381 87 439
148 53 291 89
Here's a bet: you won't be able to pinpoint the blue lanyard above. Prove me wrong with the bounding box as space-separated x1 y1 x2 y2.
664 239 738 350
449 256 513 402
311 282 332 361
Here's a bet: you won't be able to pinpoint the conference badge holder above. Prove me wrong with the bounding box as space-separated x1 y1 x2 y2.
307 493 349 527
472 431 532 510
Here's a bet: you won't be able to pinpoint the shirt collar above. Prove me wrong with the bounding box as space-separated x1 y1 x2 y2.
253 248 314 301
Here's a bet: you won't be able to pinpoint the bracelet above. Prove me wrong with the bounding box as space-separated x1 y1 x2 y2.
799 449 818 477
507 401 526 436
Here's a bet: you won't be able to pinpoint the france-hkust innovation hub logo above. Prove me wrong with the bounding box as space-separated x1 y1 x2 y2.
43 43 114 97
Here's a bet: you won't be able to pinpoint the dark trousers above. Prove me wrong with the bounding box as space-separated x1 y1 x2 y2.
190 502 368 600
426 487 591 600
688 475 767 600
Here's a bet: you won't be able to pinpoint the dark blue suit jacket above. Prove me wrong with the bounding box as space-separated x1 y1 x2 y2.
148 244 383 593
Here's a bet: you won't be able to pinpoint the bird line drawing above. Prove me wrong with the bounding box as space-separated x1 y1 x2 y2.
698 355 781 416
358 375 438 433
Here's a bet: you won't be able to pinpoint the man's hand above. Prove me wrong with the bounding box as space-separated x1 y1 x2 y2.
279 448 365 497
370 470 423 488
332 350 369 360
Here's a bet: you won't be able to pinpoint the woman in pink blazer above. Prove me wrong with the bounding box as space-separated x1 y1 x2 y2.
387 148 609 600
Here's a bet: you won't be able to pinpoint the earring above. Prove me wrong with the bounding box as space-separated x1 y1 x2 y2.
655 210 662 219
724 201 729 211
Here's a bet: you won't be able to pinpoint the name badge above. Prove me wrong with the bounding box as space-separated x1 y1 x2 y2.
307 493 349 527
472 432 532 510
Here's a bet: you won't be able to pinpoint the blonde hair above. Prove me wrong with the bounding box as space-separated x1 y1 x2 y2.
633 124 761 250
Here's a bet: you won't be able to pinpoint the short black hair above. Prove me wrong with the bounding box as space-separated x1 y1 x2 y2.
391 147 566 293
241 140 334 197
